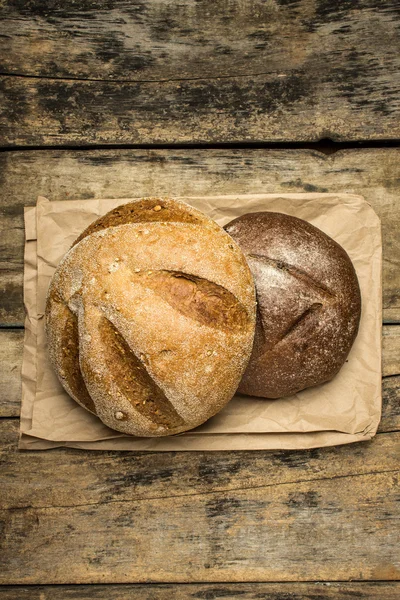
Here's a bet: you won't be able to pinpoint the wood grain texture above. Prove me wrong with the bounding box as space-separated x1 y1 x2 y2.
0 329 23 417
1 0 399 82
0 582 399 600
1 467 399 583
1 421 399 510
0 148 399 325
2 73 400 146
379 375 400 433
383 326 400 376
1 327 399 419
1 1 400 144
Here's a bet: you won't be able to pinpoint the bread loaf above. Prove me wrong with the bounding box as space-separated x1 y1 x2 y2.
46 198 256 436
224 212 361 398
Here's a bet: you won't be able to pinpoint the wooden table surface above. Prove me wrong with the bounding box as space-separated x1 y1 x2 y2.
1 1 399 598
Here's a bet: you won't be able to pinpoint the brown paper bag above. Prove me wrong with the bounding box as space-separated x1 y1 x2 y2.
20 194 382 450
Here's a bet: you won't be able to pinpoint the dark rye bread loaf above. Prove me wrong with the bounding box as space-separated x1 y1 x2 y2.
224 212 361 398
46 198 256 437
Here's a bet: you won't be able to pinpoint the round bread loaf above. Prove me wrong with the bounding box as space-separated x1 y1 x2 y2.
46 198 256 437
224 212 361 398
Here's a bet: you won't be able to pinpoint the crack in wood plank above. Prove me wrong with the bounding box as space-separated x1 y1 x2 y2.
2 467 399 513
0 70 309 84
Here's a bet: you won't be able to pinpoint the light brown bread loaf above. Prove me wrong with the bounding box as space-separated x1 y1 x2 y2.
225 212 361 398
46 198 256 437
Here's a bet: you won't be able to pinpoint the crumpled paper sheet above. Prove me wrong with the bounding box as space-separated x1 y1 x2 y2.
20 194 382 451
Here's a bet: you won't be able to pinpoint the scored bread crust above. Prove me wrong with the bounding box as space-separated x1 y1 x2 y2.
225 211 361 399
46 198 256 436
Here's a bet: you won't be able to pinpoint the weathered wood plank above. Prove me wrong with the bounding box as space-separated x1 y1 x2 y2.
1 0 399 83
0 272 23 327
0 329 23 417
1 1 400 143
0 148 399 325
1 468 399 583
383 327 400 377
380 375 400 433
0 582 399 600
1 327 399 419
2 419 399 510
2 72 400 146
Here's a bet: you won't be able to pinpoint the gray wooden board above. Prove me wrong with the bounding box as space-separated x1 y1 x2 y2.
1 421 399 510
1 0 399 82
0 329 23 417
0 148 399 326
0 582 399 600
380 375 400 433
383 326 400 377
0 463 399 583
1 1 400 144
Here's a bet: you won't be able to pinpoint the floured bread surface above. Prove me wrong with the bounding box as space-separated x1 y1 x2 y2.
46 198 256 436
225 212 361 399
